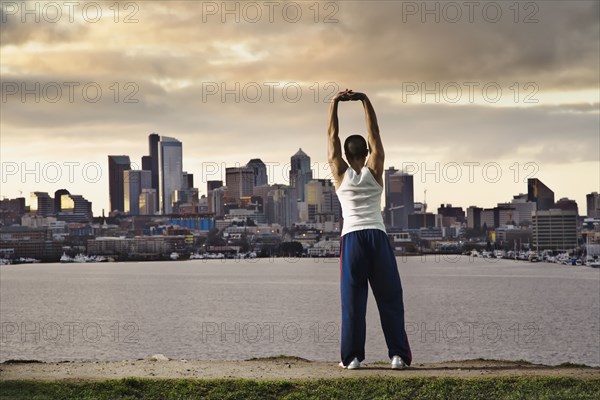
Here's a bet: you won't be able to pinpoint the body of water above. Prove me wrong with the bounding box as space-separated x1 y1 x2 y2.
1 256 598 366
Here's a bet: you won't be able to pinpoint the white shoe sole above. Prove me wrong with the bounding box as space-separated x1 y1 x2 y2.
339 361 360 369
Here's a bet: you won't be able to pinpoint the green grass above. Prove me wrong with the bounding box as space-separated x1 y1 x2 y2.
1 377 599 400
558 362 594 368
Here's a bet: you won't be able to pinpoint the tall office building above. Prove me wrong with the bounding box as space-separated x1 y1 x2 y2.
159 137 183 214
108 155 131 212
207 181 223 214
247 159 268 187
30 192 54 217
438 204 465 226
139 189 157 215
144 133 160 210
210 187 226 217
384 168 414 230
289 149 312 202
532 209 577 250
226 167 254 200
481 208 495 229
495 204 518 226
54 189 70 214
141 155 152 171
257 184 297 227
510 194 536 225
554 198 578 214
467 206 483 229
305 179 341 223
273 186 298 227
384 167 398 225
206 180 223 214
0 197 26 226
173 188 200 214
124 170 152 215
587 192 600 218
207 180 223 192
58 194 92 222
527 178 555 211
253 184 273 205
182 171 194 189
148 133 160 193
408 213 436 229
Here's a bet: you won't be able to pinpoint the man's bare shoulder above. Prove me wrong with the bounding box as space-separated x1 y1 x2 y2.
332 164 348 191
366 165 384 188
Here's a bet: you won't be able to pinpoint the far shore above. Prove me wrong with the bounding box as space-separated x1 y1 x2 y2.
1 252 581 265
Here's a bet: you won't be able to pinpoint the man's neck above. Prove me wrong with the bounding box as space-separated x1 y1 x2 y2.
349 162 365 173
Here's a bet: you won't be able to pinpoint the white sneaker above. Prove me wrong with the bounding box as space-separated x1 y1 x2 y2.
339 357 360 369
391 355 407 370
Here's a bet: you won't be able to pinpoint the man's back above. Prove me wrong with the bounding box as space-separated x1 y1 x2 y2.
336 166 386 236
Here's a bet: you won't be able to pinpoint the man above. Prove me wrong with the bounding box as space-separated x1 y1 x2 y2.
328 89 412 370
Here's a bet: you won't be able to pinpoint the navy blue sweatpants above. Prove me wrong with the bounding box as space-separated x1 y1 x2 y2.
340 229 412 366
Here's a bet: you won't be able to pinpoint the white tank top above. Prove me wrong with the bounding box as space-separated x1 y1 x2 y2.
336 166 386 236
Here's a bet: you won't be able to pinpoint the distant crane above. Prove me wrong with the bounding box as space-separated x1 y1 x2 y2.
423 189 427 228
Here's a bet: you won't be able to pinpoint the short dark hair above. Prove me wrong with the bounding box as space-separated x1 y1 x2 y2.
344 135 369 161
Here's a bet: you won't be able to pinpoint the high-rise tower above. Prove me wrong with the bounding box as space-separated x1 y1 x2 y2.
108 155 131 212
289 148 312 202
159 137 183 214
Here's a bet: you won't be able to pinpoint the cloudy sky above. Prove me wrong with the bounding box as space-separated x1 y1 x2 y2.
1 0 598 216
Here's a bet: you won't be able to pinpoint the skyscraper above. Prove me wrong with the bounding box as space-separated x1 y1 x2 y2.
510 193 536 224
256 184 297 227
58 193 93 223
139 189 157 215
466 206 482 229
247 159 268 186
290 148 312 202
384 168 414 230
554 198 578 214
30 192 54 216
226 167 254 200
527 178 555 211
207 181 224 214
305 179 341 223
532 209 577 251
587 192 600 218
124 170 152 215
141 155 152 171
54 189 70 214
384 166 398 225
108 155 131 212
182 171 194 189
159 137 183 215
210 187 226 217
147 133 160 211
149 133 160 194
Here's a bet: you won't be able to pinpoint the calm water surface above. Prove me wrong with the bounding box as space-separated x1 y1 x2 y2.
1 256 598 366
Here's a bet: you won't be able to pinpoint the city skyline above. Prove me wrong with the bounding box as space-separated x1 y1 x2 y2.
0 132 596 217
6 132 595 222
1 1 598 215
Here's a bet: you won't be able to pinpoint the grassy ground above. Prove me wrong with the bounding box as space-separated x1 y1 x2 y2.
2 376 599 400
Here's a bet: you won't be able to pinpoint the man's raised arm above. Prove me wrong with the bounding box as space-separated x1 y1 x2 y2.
351 93 385 184
328 91 349 186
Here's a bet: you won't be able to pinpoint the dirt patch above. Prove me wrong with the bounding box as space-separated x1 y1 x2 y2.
1 357 598 382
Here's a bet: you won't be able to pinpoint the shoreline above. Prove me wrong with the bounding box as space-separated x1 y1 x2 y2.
2 356 598 382
2 254 596 266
